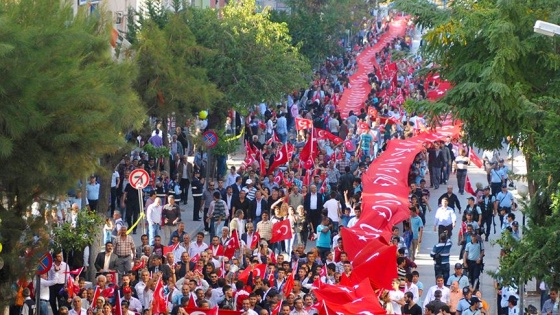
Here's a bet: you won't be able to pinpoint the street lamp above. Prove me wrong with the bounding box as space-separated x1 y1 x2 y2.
534 20 560 36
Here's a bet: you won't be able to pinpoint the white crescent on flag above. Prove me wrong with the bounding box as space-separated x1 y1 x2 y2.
275 149 283 162
278 225 289 236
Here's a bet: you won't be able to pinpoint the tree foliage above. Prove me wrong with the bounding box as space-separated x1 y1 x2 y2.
395 0 560 284
186 0 310 112
0 0 144 305
271 0 370 67
133 3 220 119
396 0 560 149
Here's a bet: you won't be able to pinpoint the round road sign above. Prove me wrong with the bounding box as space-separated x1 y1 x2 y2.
129 169 150 190
202 130 219 149
36 252 53 275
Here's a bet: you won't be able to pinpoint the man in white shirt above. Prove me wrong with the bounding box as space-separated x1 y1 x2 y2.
69 296 87 315
188 232 209 258
121 286 143 313
434 198 457 237
146 196 163 246
423 275 451 308
38 273 56 315
48 252 68 315
323 191 341 231
404 274 420 303
347 207 361 228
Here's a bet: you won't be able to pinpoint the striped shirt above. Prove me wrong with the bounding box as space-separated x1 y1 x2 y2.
431 240 452 265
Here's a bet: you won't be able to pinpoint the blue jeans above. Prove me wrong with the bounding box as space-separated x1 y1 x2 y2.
278 133 287 144
149 223 160 246
434 263 450 284
40 300 49 315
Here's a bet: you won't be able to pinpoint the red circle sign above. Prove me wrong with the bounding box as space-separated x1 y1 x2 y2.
36 252 53 275
129 169 150 190
202 130 219 149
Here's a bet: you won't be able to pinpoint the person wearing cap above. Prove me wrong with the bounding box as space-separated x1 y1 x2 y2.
497 158 510 187
448 263 470 290
190 171 204 222
507 295 519 315
456 286 474 315
464 233 484 289
495 185 515 226
480 186 496 241
465 197 483 228
243 179 257 201
488 162 503 196
510 221 520 241
121 286 143 313
462 296 482 315
459 222 476 262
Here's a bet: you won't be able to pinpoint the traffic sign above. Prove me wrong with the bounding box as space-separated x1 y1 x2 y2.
36 252 53 275
129 169 150 190
202 130 218 149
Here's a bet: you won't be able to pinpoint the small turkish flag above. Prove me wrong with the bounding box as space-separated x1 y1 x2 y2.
466 175 476 196
223 230 240 259
343 140 355 152
271 299 283 315
270 220 293 243
268 144 289 175
468 148 483 168
190 253 200 263
295 118 313 131
250 232 261 250
151 278 166 314
238 264 267 283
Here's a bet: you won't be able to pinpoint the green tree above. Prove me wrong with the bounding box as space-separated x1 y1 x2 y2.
0 0 144 305
133 7 219 118
187 0 310 113
271 0 370 67
395 0 560 215
394 0 560 286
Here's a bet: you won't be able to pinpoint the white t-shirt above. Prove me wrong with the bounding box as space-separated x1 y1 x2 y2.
389 290 404 315
323 199 340 223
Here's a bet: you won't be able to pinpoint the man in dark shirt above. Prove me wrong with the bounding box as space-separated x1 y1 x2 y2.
123 181 141 234
162 195 181 245
438 185 462 213
402 291 422 315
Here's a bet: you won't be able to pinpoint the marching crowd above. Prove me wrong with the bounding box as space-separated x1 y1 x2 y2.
11 9 552 315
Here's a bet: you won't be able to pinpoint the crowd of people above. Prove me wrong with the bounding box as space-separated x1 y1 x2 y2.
10 8 547 315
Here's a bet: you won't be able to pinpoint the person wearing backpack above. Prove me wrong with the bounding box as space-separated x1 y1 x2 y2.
21 288 34 315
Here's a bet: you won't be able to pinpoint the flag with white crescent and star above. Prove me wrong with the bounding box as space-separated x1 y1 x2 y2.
270 220 293 243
